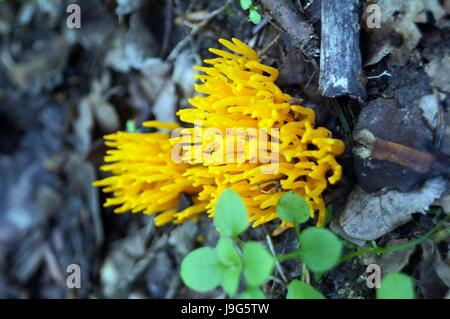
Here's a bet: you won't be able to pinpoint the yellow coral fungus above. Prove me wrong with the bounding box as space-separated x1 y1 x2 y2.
94 38 345 227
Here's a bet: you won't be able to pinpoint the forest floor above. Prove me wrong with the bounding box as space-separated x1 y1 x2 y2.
0 0 449 299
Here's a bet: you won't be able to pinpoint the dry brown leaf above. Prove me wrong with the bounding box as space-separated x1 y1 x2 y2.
340 177 447 240
425 56 450 93
365 0 445 66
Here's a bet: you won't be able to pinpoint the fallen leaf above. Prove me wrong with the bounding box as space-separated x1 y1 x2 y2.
425 56 450 93
418 240 450 298
105 13 157 72
340 177 447 240
364 0 445 66
379 239 415 274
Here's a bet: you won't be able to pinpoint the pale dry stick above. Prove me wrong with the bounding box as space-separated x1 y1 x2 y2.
301 263 311 285
167 0 233 62
269 275 287 288
181 20 196 29
143 217 155 246
164 268 181 299
42 243 64 284
260 0 319 60
257 32 282 58
367 70 392 80
303 0 315 11
264 232 288 283
115 235 168 297
319 0 366 101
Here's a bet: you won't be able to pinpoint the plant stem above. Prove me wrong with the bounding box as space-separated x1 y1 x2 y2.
276 215 449 264
338 215 450 264
233 236 244 247
338 237 422 263
432 226 450 243
331 99 353 145
276 251 302 262
294 225 301 248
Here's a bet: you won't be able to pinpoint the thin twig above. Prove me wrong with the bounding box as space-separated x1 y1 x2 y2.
167 0 233 62
338 214 450 264
264 230 288 283
164 267 181 299
260 0 319 60
269 275 287 288
115 235 168 296
257 32 282 57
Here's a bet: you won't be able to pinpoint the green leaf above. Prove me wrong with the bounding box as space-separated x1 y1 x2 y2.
276 192 310 225
299 228 343 272
216 236 241 266
248 9 262 25
287 280 325 299
242 241 274 286
214 188 248 236
240 0 252 10
180 247 223 292
221 265 242 297
216 237 242 297
377 273 415 299
239 287 265 299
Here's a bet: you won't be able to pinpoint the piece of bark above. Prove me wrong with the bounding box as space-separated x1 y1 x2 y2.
319 0 366 102
260 0 319 60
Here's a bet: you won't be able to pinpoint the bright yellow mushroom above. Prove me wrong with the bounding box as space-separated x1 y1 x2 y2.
94 38 345 228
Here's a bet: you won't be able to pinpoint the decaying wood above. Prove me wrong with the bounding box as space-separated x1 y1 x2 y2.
260 0 319 60
319 0 367 102
357 132 437 174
